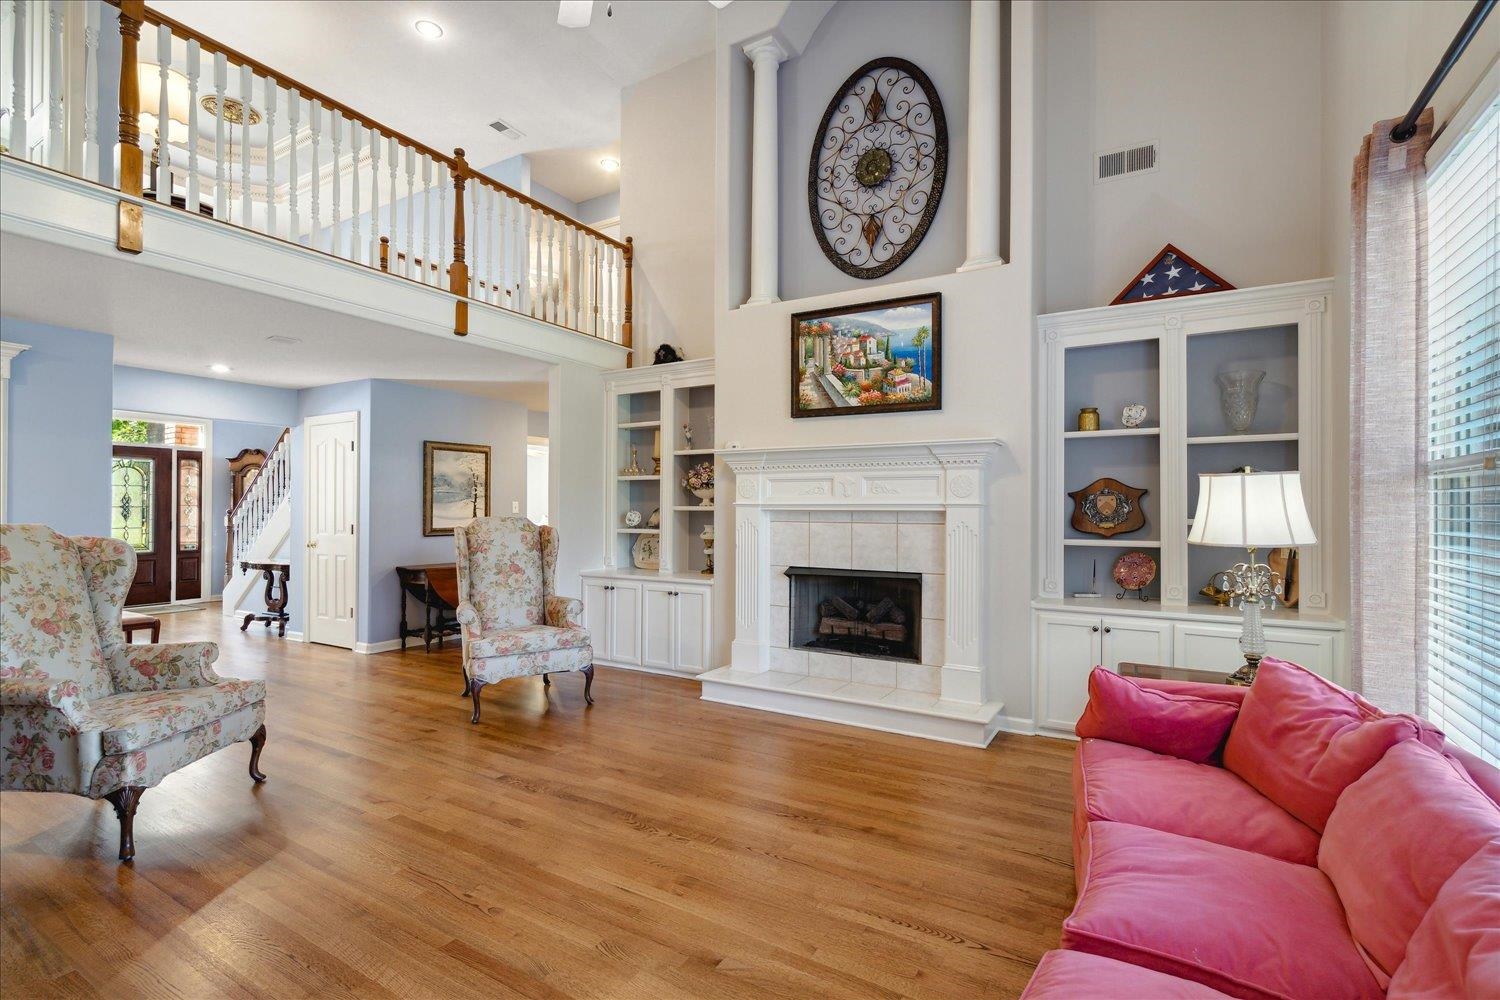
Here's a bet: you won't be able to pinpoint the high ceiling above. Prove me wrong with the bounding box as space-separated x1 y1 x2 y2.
150 0 718 203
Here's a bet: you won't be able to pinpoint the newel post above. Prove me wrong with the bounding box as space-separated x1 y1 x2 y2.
622 235 634 366
115 0 145 253
449 148 469 336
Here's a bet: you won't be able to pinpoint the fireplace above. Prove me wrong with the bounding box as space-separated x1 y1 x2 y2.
785 566 922 663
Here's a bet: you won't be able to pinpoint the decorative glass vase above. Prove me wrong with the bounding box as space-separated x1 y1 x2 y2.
1216 369 1265 433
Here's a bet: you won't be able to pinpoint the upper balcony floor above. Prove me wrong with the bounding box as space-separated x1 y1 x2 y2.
0 0 633 372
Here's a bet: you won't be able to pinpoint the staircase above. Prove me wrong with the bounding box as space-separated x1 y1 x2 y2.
222 428 292 621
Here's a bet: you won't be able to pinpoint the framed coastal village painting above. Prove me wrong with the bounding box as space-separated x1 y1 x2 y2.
423 440 491 536
791 292 941 418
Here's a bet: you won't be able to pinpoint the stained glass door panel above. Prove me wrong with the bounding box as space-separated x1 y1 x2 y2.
176 452 203 600
111 458 154 550
111 445 172 605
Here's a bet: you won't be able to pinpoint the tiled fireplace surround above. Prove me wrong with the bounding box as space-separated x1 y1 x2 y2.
699 440 1006 747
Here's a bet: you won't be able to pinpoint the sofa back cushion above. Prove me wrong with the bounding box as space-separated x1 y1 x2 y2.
1386 840 1500 998
1222 657 1443 831
454 517 544 631
0 524 113 701
1319 740 1500 985
1075 667 1241 763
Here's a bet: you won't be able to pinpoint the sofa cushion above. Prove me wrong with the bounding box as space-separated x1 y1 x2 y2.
1076 667 1241 763
1319 740 1500 985
1022 950 1236 999
91 678 266 754
1222 657 1443 831
1387 840 1500 999
1063 821 1382 1000
1075 739 1321 865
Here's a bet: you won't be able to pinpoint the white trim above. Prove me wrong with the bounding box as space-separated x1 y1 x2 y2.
353 639 402 655
302 410 360 650
1428 55 1499 172
0 341 30 523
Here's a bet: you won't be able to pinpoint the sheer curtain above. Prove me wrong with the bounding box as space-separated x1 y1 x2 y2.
1349 108 1434 714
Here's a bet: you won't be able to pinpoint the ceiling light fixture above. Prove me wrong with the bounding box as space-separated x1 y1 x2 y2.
413 19 444 40
210 363 232 374
599 156 620 172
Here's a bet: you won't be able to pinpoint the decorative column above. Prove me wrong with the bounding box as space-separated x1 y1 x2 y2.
959 0 1003 271
742 35 788 306
933 443 998 705
0 341 31 523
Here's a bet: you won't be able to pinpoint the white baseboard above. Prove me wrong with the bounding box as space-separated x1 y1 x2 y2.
353 639 404 655
594 658 704 681
283 630 305 642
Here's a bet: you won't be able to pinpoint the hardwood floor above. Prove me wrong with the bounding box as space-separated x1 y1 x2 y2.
1 610 1077 999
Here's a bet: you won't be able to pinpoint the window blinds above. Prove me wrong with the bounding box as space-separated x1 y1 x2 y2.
1427 91 1499 764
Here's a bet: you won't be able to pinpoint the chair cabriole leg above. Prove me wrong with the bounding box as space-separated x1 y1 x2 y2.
469 681 486 723
582 663 595 705
103 785 145 861
248 724 267 782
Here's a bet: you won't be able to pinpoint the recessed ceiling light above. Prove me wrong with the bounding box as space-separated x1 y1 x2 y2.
413 19 444 40
210 363 232 374
599 156 620 172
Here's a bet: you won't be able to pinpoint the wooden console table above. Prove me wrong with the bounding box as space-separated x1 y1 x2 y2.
240 560 291 638
396 564 462 652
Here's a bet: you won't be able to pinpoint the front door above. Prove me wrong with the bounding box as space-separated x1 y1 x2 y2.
175 450 203 600
112 445 172 605
305 412 359 648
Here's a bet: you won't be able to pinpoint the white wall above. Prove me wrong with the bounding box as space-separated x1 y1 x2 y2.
1042 0 1325 313
621 53 717 362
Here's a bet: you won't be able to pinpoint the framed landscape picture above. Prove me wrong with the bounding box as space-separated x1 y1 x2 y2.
423 441 491 536
791 293 941 418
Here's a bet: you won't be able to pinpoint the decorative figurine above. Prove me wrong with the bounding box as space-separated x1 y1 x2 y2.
622 446 645 476
647 507 661 528
701 525 715 575
624 509 643 528
1077 406 1100 432
1121 403 1148 428
653 344 685 365
682 422 694 449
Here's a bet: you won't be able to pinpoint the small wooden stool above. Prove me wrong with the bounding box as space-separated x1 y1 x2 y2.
121 610 161 644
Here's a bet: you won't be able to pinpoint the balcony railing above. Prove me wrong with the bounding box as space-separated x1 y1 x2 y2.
0 0 633 355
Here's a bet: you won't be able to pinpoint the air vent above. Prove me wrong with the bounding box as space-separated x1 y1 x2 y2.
1096 141 1158 183
488 118 525 140
266 335 301 345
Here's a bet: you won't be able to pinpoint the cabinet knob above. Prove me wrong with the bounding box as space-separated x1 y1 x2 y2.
1104 626 1112 634
1091 625 1100 632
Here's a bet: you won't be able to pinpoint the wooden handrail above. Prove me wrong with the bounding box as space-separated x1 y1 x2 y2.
466 171 626 250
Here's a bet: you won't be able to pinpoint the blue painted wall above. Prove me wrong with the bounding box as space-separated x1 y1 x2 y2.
578 191 620 225
114 366 298 426
2 319 113 535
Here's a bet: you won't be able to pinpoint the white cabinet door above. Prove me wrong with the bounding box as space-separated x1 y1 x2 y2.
1038 612 1103 734
673 585 712 674
583 581 613 660
1173 622 1336 681
1102 617 1171 670
609 582 642 666
642 584 676 671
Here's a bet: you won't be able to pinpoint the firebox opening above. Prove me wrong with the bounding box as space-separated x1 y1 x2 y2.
785 566 922 663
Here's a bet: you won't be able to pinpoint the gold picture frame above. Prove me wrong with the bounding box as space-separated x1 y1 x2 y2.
423 441 491 536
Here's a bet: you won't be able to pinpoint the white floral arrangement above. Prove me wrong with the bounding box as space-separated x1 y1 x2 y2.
682 462 714 492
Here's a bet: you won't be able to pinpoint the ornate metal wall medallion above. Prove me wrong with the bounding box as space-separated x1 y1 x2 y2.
808 57 948 280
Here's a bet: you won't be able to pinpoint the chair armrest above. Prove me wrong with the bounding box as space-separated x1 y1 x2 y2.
546 596 584 629
0 678 100 730
456 602 481 638
111 641 221 691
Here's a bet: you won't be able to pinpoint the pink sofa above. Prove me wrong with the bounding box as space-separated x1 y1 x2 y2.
1021 658 1500 1000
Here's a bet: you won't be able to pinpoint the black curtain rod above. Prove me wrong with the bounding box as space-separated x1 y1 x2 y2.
1391 0 1497 143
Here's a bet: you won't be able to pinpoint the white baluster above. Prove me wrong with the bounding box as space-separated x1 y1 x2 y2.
415 154 428 283
286 89 299 240
485 184 497 302
437 160 449 286
237 64 253 223
403 145 415 277
330 107 342 255
8 0 27 158
547 216 559 323
368 131 381 265
466 171 478 296
513 198 526 313
612 244 622 340
528 207 540 318
212 52 226 219
262 75 276 237
185 40 200 212
81 0 99 181
308 98 322 246
45 0 62 169
154 23 170 203
386 135 398 271
496 194 509 307
350 123 362 262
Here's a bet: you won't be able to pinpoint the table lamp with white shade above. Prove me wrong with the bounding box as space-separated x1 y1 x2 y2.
1187 471 1317 686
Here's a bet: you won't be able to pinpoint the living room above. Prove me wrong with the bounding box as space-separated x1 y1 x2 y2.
1 1 1496 997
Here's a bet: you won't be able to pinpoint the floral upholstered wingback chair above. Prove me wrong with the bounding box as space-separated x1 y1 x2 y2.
0 525 268 861
453 517 594 724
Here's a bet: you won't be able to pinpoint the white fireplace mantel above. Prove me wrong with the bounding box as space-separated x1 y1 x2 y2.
701 438 1008 747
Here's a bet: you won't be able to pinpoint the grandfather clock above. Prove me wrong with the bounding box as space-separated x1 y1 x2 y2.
224 448 267 583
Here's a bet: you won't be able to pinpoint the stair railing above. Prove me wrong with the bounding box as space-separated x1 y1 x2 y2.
227 426 290 576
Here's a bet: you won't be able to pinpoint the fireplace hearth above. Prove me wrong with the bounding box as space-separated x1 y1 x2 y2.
785 566 922 663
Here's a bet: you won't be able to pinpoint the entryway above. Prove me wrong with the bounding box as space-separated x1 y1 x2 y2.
304 411 359 649
110 415 206 608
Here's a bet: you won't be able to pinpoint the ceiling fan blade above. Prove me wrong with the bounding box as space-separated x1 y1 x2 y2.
558 0 593 28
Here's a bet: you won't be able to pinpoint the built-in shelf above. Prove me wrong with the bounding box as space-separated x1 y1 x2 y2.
1064 538 1162 548
617 474 659 481
617 528 659 534
675 505 714 512
1063 427 1161 439
1187 432 1299 445
618 420 661 430
675 448 715 456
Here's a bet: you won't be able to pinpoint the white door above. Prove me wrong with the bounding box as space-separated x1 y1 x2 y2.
641 584 675 671
673 585 711 674
305 413 358 648
583 580 613 660
1037 612 1103 734
609 582 642 666
1102 618 1172 671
